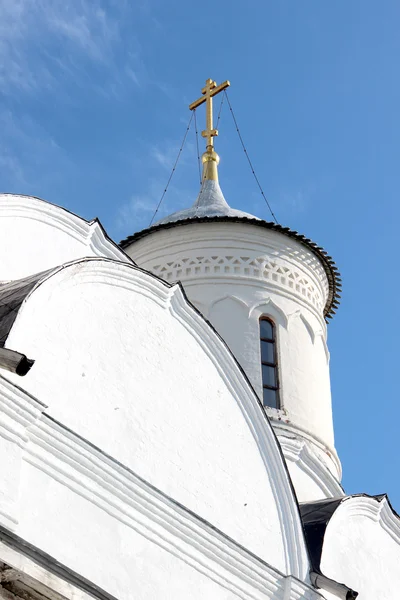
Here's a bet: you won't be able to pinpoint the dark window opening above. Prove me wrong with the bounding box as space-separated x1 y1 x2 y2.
260 317 280 409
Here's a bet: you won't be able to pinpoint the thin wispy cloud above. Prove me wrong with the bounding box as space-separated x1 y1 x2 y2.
276 186 315 215
0 0 145 96
0 150 26 188
151 145 180 170
113 133 200 237
115 180 196 238
245 184 317 225
151 140 197 170
0 0 187 231
116 193 157 233
0 108 74 192
0 0 166 196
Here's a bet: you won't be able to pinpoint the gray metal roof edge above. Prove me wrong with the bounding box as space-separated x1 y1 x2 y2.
119 216 342 321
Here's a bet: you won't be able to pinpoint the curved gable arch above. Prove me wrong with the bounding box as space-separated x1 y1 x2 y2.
287 311 317 343
209 294 249 314
287 311 329 365
0 194 129 281
249 297 289 329
319 495 400 599
6 258 309 579
208 295 250 356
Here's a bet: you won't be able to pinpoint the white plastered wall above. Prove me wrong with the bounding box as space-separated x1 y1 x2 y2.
0 372 322 600
4 258 310 582
19 458 260 600
125 222 342 500
0 194 128 281
320 496 400 600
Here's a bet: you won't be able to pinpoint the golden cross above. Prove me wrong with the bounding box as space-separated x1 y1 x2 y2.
189 78 230 150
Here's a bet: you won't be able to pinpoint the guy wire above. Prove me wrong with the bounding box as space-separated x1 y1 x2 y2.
224 90 278 224
193 109 202 186
149 111 194 227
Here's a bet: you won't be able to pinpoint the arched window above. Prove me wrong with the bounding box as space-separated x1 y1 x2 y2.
260 318 280 409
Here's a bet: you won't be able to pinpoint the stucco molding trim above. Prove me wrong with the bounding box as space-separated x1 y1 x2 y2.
0 194 130 264
87 221 130 262
341 495 400 545
209 293 249 313
169 284 308 578
278 434 344 499
248 298 289 328
286 312 329 361
0 505 18 528
23 415 322 600
0 375 46 529
206 294 290 329
120 217 341 316
272 422 342 480
286 576 325 600
0 535 117 600
180 275 327 328
120 217 341 321
0 375 46 447
287 311 316 343
151 255 325 316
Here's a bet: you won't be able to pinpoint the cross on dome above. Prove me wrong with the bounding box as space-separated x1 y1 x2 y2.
189 78 230 182
152 78 258 226
189 78 230 149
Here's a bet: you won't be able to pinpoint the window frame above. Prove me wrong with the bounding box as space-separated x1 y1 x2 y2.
259 316 280 409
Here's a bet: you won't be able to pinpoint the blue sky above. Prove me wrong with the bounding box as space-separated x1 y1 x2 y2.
1 1 399 507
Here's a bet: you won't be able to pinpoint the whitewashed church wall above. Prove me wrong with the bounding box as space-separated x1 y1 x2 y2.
321 496 400 600
279 424 344 500
319 591 340 600
0 375 322 600
183 281 340 497
4 258 310 578
126 223 340 490
199 281 334 447
284 459 341 503
18 459 254 600
0 194 128 281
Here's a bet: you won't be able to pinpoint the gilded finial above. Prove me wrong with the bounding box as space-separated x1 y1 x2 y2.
189 78 230 182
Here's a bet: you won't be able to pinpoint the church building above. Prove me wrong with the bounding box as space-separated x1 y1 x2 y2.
0 79 398 600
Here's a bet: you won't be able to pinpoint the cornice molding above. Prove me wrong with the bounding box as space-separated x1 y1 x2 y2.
0 194 129 264
148 253 326 318
278 433 343 499
287 311 329 362
24 414 321 600
128 222 328 301
0 375 46 447
0 375 46 528
340 495 400 545
0 535 117 600
209 293 249 315
272 422 341 480
120 217 341 321
0 374 323 599
248 297 290 328
184 276 326 327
